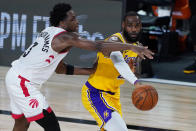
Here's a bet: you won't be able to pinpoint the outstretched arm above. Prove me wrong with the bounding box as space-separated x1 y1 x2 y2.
52 32 154 59
55 60 97 75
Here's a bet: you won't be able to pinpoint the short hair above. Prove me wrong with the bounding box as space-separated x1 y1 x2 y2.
50 3 72 26
123 11 140 21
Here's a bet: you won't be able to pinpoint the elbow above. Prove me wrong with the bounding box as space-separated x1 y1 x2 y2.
87 68 96 75
96 43 110 57
86 68 96 75
90 68 96 74
55 64 65 74
55 68 61 74
55 60 66 74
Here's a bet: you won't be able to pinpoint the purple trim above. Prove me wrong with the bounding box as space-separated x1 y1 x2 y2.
134 80 139 85
85 81 113 127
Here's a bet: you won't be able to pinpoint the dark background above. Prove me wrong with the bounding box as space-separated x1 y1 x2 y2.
0 0 122 67
1 0 196 83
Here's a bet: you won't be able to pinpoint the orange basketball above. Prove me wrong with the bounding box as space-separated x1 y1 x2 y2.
132 85 158 111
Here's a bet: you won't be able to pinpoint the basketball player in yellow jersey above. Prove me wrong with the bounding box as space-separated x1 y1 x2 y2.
81 11 146 131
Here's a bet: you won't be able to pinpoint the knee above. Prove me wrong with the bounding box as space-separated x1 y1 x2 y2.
104 112 128 131
46 121 60 131
36 118 60 131
25 122 30 129
35 110 60 131
104 125 127 131
14 117 30 130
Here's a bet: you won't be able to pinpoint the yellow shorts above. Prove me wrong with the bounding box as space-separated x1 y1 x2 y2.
81 81 122 129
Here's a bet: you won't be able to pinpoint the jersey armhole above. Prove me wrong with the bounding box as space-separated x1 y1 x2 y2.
107 35 121 43
51 31 67 54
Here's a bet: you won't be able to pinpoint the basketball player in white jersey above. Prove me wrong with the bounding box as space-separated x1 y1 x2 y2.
5 3 154 131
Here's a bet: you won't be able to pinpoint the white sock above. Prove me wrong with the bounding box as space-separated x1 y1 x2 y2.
104 111 128 131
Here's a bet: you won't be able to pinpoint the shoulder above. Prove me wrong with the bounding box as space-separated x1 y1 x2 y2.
135 41 143 46
54 32 79 40
107 35 121 42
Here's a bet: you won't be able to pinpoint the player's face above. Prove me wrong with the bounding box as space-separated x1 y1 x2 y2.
122 16 141 42
62 10 79 32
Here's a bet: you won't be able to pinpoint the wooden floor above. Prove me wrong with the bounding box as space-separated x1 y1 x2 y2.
0 66 196 131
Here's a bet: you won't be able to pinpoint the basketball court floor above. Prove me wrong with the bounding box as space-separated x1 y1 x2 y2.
0 66 196 131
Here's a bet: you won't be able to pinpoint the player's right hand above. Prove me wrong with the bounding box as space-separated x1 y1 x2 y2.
134 80 142 89
131 45 154 60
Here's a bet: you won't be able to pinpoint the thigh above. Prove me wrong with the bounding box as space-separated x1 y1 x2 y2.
6 68 24 119
82 85 105 128
102 89 122 116
15 82 50 122
81 85 121 129
6 70 50 122
10 97 24 119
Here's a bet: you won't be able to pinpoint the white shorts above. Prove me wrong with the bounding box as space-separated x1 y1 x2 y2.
5 68 51 122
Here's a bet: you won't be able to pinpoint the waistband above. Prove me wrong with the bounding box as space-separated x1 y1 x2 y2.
85 81 115 95
8 67 42 87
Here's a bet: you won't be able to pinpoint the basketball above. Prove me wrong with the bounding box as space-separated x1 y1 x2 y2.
132 85 158 111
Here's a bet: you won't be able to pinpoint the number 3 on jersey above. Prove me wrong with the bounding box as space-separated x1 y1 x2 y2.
23 42 38 57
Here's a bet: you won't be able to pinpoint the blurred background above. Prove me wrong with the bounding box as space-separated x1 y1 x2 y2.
0 0 196 83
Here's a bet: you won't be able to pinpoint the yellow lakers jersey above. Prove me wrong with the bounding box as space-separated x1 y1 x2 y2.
87 32 138 92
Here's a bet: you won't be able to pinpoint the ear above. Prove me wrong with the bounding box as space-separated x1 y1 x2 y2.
59 21 67 28
122 21 125 29
139 22 142 30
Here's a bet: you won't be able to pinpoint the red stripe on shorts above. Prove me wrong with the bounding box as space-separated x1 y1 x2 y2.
11 113 24 119
26 107 53 122
46 107 52 113
18 75 30 97
26 112 44 122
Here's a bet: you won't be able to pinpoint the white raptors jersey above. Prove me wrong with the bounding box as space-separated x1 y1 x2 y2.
11 27 68 85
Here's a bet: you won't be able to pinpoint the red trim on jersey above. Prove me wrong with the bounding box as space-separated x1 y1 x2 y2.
11 113 24 119
53 30 70 54
59 51 67 54
59 47 71 54
18 75 30 97
53 30 67 40
52 30 70 54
